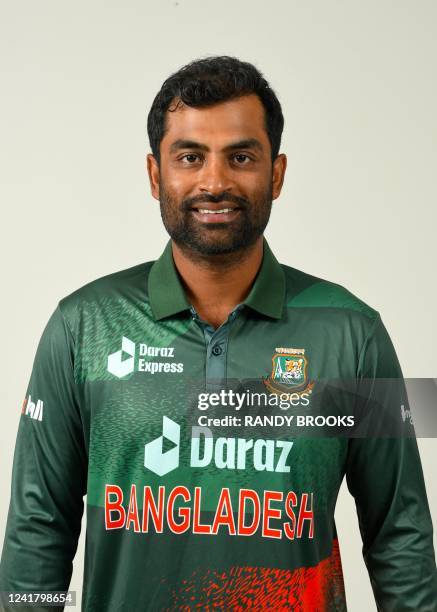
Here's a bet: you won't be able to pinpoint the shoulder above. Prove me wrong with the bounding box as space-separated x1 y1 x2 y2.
57 260 155 330
280 263 379 323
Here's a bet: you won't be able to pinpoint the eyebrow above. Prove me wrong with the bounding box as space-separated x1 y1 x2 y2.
169 138 264 154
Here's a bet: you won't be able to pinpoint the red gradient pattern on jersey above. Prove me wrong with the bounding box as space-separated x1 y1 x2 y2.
163 539 346 610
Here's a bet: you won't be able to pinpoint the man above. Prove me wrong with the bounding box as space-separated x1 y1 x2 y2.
0 56 436 611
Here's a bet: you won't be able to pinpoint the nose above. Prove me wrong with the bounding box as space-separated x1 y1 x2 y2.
198 156 233 195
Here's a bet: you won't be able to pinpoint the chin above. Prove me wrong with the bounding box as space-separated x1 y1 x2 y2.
189 237 260 257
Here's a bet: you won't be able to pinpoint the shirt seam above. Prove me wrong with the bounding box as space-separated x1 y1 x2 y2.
57 301 79 386
355 311 381 379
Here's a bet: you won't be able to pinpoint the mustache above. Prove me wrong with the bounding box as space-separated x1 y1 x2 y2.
181 191 249 210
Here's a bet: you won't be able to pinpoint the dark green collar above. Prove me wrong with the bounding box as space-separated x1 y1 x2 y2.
148 237 285 321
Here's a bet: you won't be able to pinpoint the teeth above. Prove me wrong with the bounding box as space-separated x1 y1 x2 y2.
197 208 234 214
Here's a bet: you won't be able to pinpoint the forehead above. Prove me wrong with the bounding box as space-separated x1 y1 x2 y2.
161 94 269 149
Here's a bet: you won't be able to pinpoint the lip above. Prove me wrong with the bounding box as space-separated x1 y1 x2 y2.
190 202 241 212
190 207 242 224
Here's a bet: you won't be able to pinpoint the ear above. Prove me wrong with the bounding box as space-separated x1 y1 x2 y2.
146 154 160 201
272 153 287 200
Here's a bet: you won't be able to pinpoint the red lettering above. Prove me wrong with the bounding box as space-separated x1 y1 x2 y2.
238 489 261 536
212 488 236 535
262 490 283 539
193 486 212 534
297 492 314 538
284 490 297 540
105 484 125 530
126 484 140 532
167 486 191 534
142 486 165 533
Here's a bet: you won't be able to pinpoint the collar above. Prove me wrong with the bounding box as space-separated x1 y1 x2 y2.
147 237 286 321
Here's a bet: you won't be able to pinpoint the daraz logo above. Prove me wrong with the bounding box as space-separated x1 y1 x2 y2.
107 336 136 378
144 416 293 476
144 416 181 476
107 336 183 378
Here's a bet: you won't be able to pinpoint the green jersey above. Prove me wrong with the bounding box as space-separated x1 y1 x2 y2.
1 238 436 611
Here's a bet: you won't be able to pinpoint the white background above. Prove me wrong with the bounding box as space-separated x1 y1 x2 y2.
1 1 436 609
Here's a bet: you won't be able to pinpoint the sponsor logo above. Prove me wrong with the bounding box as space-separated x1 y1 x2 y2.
144 416 180 476
22 394 44 421
104 484 314 541
143 416 294 476
264 347 314 396
105 418 314 541
107 336 135 378
400 404 414 425
107 336 183 379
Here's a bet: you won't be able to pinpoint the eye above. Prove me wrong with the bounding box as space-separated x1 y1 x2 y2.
232 153 252 164
180 153 201 164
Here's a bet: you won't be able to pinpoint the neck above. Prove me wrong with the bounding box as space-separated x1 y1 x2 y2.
171 238 264 328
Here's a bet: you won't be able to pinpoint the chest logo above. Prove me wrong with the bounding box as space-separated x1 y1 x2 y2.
264 347 314 396
107 336 184 379
107 336 136 378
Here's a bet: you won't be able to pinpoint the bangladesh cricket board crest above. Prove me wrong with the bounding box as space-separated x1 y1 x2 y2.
263 347 314 395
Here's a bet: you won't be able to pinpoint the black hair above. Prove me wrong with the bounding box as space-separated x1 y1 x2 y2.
147 55 284 163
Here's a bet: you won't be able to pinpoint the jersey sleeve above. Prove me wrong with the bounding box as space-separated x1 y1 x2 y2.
0 303 87 610
345 313 437 611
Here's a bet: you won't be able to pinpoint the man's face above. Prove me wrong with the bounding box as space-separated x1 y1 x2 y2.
147 94 286 256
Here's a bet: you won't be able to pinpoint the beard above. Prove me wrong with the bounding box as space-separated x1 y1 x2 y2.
158 180 273 257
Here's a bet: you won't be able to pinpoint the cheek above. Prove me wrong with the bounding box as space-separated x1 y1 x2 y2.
160 170 192 197
247 172 272 197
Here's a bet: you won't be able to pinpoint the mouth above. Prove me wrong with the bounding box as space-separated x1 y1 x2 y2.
190 203 242 223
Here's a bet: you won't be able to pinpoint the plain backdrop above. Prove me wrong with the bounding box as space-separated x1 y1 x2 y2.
1 1 436 610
